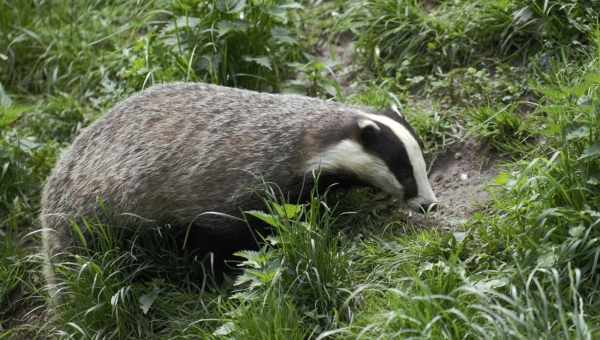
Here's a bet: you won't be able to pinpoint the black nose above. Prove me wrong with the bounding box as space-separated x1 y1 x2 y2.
419 202 438 213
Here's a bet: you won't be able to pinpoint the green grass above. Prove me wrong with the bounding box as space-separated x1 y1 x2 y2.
341 0 599 78
2 0 600 338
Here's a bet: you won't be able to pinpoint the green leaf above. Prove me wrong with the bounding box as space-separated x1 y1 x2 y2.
233 270 261 287
245 210 278 227
161 16 200 34
452 231 467 243
580 142 600 159
267 6 289 22
494 172 510 185
216 0 246 13
0 109 21 128
323 83 339 97
271 27 297 45
587 175 599 185
565 125 589 141
473 277 509 290
537 249 557 268
571 72 600 97
213 322 235 336
569 225 586 238
272 203 302 219
139 288 160 315
512 7 533 25
538 208 565 223
0 83 12 108
235 250 265 269
243 56 272 70
279 2 303 9
217 20 248 36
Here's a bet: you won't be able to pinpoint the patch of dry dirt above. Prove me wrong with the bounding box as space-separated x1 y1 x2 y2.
397 139 500 230
428 139 500 227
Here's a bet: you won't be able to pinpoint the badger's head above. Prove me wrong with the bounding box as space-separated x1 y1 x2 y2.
306 110 438 213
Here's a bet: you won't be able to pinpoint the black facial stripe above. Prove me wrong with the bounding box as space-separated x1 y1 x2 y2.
362 122 419 200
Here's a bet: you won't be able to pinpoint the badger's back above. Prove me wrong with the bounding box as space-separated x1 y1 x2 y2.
41 83 360 247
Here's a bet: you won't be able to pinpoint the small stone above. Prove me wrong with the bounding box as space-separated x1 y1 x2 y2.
454 152 463 160
460 173 469 181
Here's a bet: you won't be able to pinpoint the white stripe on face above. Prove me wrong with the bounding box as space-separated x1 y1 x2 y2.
358 112 438 208
305 140 405 197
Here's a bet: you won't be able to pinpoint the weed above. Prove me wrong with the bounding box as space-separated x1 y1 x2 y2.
233 185 353 331
285 59 343 98
148 0 306 91
465 104 536 155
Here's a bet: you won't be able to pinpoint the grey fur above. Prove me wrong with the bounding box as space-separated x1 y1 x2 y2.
41 82 432 298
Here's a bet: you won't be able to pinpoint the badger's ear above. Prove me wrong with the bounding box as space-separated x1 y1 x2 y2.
357 119 380 142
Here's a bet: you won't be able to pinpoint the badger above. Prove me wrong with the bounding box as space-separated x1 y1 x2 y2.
41 82 437 296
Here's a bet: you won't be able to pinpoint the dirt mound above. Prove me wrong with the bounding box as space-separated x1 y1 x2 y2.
357 139 501 231
428 139 500 227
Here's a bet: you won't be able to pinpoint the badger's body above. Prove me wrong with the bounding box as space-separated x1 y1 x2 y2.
41 82 437 295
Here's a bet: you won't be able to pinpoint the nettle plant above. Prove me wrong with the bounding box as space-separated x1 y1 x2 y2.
125 0 306 91
219 187 353 336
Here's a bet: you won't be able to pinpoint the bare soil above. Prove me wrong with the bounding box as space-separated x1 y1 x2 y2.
428 139 500 227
